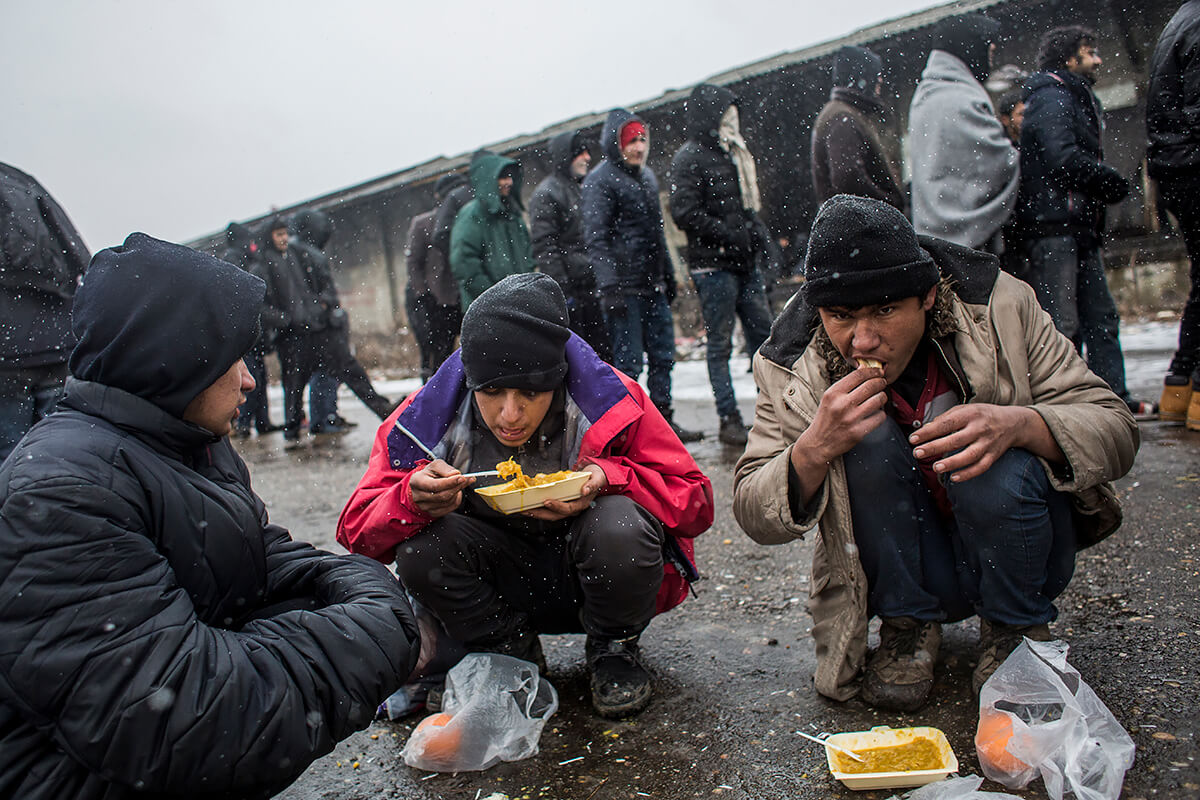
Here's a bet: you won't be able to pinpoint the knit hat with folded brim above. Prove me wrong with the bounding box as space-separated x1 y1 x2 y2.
460 273 571 391
803 194 941 308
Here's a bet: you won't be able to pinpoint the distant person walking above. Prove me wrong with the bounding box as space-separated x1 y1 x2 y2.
1147 0 1200 428
407 173 468 382
670 83 774 445
811 45 906 211
908 14 1020 250
583 108 702 443
0 162 90 461
449 152 534 307
221 221 280 437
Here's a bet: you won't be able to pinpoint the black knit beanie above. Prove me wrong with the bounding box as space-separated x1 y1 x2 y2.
803 195 940 308
833 46 883 92
460 273 571 391
937 13 1001 83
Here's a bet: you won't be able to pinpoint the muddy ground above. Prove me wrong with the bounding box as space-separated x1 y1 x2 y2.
234 322 1199 800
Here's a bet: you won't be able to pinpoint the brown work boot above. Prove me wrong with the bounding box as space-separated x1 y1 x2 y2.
972 619 1053 695
1189 388 1200 432
1159 375 1192 423
860 617 942 712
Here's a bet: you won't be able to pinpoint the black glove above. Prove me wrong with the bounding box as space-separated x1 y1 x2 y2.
725 214 754 256
1095 168 1131 205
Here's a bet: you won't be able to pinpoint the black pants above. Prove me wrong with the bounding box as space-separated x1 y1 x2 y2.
277 328 391 435
406 290 462 382
238 345 273 433
1159 174 1200 380
395 495 664 645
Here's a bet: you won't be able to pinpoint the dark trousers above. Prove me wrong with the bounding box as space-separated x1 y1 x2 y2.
1159 175 1200 381
1025 235 1131 402
691 269 773 419
567 291 613 363
0 364 66 462
238 347 273 433
843 418 1077 627
395 496 665 644
607 292 676 413
278 328 392 434
407 290 462 382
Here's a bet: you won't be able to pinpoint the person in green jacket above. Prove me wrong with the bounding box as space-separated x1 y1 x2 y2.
449 152 534 307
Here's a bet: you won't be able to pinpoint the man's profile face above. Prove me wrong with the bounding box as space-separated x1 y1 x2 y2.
183 359 255 437
621 133 648 167
497 175 514 197
1001 101 1025 143
271 228 289 252
817 286 937 384
570 150 591 179
473 387 555 448
1067 43 1102 79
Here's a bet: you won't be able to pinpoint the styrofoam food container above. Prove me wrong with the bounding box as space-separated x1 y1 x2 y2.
474 471 591 514
825 725 957 790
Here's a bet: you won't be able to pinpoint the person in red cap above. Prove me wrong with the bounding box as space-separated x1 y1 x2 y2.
581 109 702 442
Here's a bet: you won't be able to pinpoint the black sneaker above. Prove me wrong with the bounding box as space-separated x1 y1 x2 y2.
1126 399 1158 422
586 635 653 718
860 617 941 712
660 409 703 443
718 414 749 446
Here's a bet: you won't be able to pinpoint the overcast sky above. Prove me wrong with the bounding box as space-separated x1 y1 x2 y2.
3 0 945 250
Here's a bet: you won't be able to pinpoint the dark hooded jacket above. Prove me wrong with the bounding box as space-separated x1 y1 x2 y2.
1147 0 1200 179
529 130 597 299
219 221 258 271
0 233 419 800
581 109 675 296
810 86 906 210
669 84 763 273
0 162 90 369
258 219 338 333
449 152 534 307
1016 68 1131 241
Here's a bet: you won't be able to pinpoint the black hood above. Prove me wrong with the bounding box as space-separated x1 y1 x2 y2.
435 172 468 201
290 209 333 250
69 232 265 419
600 108 644 166
549 130 588 178
685 83 738 144
936 13 1001 84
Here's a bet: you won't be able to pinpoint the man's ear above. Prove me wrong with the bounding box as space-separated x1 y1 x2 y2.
921 284 938 312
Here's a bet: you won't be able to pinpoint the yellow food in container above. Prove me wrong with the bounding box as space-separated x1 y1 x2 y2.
476 458 591 514
825 726 957 790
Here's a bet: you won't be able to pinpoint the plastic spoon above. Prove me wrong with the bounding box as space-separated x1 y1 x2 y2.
796 730 867 763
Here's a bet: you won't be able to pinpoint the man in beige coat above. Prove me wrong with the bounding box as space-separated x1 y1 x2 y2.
733 195 1137 712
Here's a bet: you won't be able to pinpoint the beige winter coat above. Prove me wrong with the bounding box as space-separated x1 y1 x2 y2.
732 267 1138 701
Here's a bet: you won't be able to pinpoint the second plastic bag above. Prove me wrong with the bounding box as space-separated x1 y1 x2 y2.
975 639 1134 800
401 652 559 772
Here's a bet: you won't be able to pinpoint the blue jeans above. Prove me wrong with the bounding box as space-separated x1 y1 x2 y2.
1026 235 1130 401
606 292 676 412
844 418 1076 627
0 365 66 462
692 269 773 419
309 371 339 427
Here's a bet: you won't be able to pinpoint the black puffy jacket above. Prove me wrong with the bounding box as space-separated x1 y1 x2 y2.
1147 0 1200 178
529 130 597 299
668 84 761 273
0 234 418 799
1016 69 1130 241
581 109 674 297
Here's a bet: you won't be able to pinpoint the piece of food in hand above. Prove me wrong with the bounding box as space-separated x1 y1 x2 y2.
857 357 883 370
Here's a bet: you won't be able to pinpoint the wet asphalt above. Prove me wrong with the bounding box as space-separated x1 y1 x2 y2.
237 321 1199 800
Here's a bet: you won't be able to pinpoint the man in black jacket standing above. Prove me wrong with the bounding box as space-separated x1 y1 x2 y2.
1148 0 1200 428
0 233 419 800
670 84 774 445
530 130 611 360
0 162 90 462
407 173 468 382
1017 26 1153 418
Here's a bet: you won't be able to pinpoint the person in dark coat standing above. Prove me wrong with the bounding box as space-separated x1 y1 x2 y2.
583 108 701 442
669 83 774 446
1147 0 1200 427
530 130 612 361
0 233 419 800
407 173 468 382
222 221 281 438
0 162 90 461
810 46 906 211
1017 25 1153 418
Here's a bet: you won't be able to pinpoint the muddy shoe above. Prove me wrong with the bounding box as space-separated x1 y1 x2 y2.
1159 375 1192 423
718 414 750 446
587 635 653 718
860 617 941 712
468 629 548 674
972 619 1053 695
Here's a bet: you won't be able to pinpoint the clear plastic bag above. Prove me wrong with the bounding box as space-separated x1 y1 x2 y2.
975 639 1135 800
894 775 1024 799
401 653 559 772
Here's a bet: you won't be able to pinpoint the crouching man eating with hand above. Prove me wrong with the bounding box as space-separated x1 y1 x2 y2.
733 195 1137 711
338 273 713 718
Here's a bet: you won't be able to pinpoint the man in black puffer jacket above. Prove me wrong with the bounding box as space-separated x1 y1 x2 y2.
0 233 420 800
1016 25 1152 418
530 130 611 360
669 84 774 446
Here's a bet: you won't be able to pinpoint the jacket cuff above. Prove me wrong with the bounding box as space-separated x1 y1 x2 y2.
762 445 825 539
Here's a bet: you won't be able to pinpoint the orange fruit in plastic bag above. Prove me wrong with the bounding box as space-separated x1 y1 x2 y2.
976 708 1029 774
414 712 461 763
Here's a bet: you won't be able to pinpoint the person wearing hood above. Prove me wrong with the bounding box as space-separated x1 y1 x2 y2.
449 152 534 307
0 233 420 799
1017 26 1154 420
338 273 713 719
669 84 774 446
1147 1 1200 427
529 131 612 361
811 46 906 211
222 221 281 438
582 108 702 443
407 173 469 382
0 162 90 462
733 195 1137 712
907 13 1020 250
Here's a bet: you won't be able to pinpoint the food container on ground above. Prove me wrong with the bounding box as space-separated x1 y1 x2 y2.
825 725 957 790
